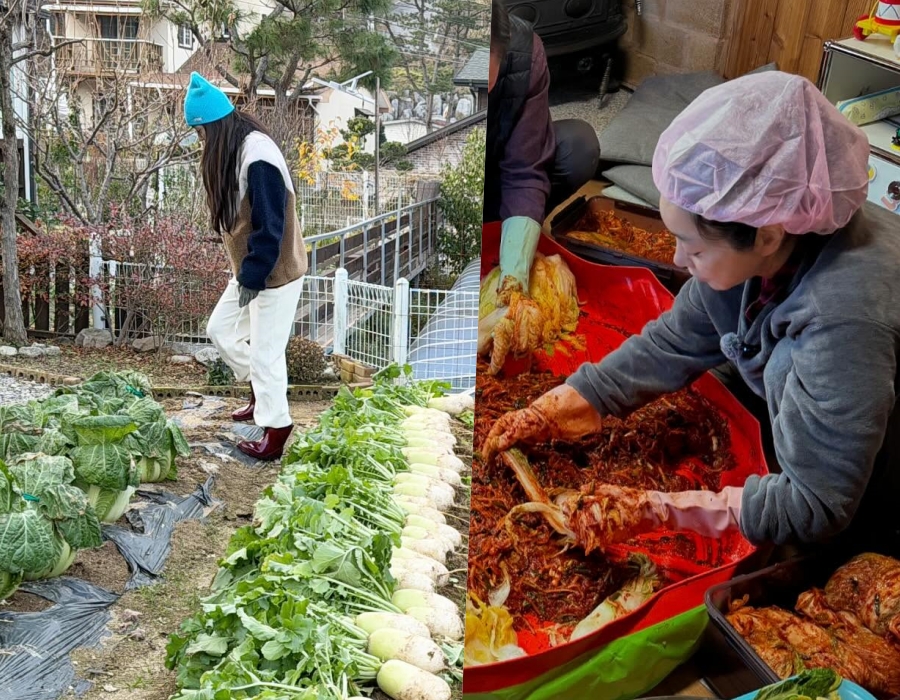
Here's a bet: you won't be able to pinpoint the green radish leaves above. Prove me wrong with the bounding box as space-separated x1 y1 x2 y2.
167 368 463 700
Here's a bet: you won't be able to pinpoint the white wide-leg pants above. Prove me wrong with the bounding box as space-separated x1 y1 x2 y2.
206 276 304 429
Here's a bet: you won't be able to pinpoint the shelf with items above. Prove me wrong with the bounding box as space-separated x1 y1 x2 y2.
834 36 900 68
819 35 900 215
861 116 900 159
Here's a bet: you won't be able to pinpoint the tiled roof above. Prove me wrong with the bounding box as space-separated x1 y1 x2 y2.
405 109 486 153
453 46 488 88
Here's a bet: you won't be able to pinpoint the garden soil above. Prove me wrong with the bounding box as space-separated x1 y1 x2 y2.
37 395 331 700
0 392 471 700
4 346 208 387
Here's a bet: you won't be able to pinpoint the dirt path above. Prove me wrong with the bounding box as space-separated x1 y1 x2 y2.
2 395 333 700
3 395 470 700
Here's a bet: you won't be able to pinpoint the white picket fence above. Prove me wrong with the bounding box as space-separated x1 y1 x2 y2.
295 269 478 390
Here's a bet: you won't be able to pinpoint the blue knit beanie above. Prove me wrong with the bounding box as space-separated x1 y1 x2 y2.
184 72 235 127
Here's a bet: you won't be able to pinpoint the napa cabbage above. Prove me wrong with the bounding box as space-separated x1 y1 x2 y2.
0 455 102 600
123 397 191 482
69 414 142 523
478 253 581 374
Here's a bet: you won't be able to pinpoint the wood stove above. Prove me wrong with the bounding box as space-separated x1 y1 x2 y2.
506 0 627 58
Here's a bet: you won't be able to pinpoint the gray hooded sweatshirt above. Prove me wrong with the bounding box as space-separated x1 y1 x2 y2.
567 202 900 547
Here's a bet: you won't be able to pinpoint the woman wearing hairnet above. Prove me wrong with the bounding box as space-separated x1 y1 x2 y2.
484 71 900 548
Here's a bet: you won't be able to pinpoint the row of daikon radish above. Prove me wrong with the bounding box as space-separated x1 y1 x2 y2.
351 403 470 700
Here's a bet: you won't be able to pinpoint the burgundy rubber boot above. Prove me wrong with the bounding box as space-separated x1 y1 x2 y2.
232 385 256 422
237 425 293 461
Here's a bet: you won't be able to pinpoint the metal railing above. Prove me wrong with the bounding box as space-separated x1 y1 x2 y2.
86 264 477 388
53 37 164 74
296 170 425 234
303 270 478 389
304 197 440 286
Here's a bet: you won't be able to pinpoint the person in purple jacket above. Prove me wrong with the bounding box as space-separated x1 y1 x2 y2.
483 0 600 309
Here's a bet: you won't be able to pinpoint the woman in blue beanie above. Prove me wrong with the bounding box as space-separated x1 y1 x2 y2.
184 71 309 461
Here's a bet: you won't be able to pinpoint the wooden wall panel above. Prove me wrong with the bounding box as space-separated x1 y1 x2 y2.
724 0 780 79
724 0 879 82
768 0 814 73
844 0 878 27
796 0 849 82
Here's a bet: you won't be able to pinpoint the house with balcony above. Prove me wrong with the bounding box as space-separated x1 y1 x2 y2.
41 0 200 122
43 0 206 75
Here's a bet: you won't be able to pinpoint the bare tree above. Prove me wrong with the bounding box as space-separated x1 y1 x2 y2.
380 0 488 131
0 0 78 343
23 59 200 226
6 43 204 341
142 0 397 151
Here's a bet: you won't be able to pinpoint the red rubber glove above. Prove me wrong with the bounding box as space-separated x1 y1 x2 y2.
482 384 603 464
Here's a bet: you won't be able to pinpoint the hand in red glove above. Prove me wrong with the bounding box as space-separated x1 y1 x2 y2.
482 384 603 464
555 485 744 553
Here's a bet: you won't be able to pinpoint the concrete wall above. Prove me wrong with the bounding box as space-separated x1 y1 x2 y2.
150 20 195 73
316 87 380 155
383 119 428 145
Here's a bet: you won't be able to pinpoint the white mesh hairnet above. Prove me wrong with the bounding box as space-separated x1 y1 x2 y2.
651 71 869 235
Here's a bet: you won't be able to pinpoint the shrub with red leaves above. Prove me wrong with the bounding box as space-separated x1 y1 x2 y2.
17 205 228 346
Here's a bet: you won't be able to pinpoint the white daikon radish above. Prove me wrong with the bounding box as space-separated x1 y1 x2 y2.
395 501 447 524
393 546 447 568
402 429 456 447
404 605 464 641
393 494 437 508
393 547 445 570
401 420 454 433
400 536 447 564
408 462 462 487
400 525 456 553
404 437 454 454
390 556 450 586
405 515 462 549
404 434 455 450
393 482 453 511
355 612 431 639
377 659 452 700
401 526 454 555
402 448 466 473
402 409 450 421
401 417 451 432
402 406 449 418
368 628 446 674
393 590 458 616
394 473 455 499
427 394 474 415
391 569 435 592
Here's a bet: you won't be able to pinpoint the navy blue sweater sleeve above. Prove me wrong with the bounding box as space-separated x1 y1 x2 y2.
238 161 287 290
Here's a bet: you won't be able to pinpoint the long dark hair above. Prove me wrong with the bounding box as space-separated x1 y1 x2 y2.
693 214 758 251
200 110 272 234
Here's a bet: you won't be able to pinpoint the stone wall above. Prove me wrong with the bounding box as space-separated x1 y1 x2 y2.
619 0 737 87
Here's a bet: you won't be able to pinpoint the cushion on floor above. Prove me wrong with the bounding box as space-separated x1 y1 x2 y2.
602 164 661 208
597 70 726 166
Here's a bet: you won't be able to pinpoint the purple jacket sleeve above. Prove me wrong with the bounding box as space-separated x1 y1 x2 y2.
499 35 556 223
